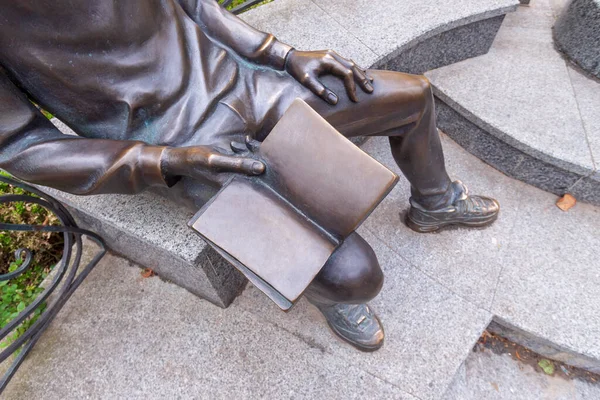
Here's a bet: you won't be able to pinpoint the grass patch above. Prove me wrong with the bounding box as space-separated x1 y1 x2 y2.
0 171 63 348
221 0 273 12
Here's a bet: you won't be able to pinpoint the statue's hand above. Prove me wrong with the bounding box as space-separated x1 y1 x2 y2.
161 142 265 181
285 49 374 105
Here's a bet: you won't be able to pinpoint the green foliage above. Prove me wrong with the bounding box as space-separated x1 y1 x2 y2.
0 170 61 348
40 109 54 120
220 0 273 11
0 259 48 349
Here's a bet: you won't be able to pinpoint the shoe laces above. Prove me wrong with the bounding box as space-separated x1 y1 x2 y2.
335 304 371 327
456 195 489 214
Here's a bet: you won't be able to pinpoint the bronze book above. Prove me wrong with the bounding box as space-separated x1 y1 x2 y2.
188 99 398 310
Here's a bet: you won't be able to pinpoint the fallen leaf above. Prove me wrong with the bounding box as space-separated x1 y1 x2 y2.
556 194 576 211
515 350 523 361
538 359 555 375
490 382 499 392
141 268 155 278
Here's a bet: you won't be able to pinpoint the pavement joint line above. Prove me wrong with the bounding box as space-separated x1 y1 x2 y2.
306 0 381 62
566 66 598 171
438 313 494 398
363 226 493 314
487 194 523 311
363 369 425 400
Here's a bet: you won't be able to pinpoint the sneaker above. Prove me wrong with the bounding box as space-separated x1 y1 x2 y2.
311 302 384 352
407 181 499 233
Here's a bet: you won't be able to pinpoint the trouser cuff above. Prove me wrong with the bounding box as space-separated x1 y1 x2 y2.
410 181 468 211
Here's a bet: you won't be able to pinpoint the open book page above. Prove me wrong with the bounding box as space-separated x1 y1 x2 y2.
189 99 398 309
259 99 398 238
189 177 336 307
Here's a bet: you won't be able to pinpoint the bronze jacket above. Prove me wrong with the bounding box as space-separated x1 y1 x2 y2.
0 0 291 194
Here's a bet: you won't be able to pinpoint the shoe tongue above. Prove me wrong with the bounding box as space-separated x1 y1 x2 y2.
343 304 367 323
452 181 469 202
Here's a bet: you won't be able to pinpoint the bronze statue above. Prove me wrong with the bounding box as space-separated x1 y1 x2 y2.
0 0 499 351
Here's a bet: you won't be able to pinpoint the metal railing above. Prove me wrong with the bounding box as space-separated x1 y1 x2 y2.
0 176 106 393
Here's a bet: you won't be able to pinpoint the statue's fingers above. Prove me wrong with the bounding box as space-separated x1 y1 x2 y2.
329 62 358 102
230 140 249 154
303 75 338 105
208 154 265 175
352 66 374 93
245 135 262 152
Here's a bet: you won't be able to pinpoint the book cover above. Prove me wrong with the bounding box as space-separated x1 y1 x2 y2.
189 99 398 310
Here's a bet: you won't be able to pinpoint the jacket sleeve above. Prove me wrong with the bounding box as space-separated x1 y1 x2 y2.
177 0 293 70
0 70 177 195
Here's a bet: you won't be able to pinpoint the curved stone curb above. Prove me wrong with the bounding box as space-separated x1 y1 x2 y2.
432 97 600 205
241 0 518 74
488 319 600 374
553 0 600 80
426 0 600 206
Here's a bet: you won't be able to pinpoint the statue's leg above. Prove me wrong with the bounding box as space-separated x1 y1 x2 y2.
303 70 500 233
303 71 453 206
304 232 385 352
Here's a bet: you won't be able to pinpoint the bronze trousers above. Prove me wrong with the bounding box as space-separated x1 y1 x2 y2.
173 69 453 305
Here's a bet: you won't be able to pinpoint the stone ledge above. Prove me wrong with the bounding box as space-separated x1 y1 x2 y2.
39 187 246 308
426 0 600 205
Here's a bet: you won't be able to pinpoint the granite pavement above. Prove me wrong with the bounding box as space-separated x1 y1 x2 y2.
4 134 600 399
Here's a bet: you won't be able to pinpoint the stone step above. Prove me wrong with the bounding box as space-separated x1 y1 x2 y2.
426 0 600 205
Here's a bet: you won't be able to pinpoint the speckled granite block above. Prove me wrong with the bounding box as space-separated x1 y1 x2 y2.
39 187 247 308
434 99 587 198
375 15 506 74
570 172 600 205
553 0 600 79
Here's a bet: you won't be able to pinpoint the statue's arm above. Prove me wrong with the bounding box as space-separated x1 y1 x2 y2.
177 0 292 70
178 0 375 105
0 72 177 195
0 72 264 195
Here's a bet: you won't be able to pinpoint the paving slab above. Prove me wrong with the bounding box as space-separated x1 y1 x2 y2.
568 67 600 175
2 252 417 400
362 134 600 374
443 348 600 399
360 136 519 310
233 228 492 400
491 183 600 371
427 0 595 176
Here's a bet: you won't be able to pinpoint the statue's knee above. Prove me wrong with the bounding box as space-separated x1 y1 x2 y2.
417 75 433 99
310 233 384 304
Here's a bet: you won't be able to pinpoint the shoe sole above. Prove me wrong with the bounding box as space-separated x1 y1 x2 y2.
324 316 385 352
405 212 499 233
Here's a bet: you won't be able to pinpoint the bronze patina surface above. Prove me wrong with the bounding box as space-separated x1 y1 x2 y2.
189 99 398 310
0 0 499 351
